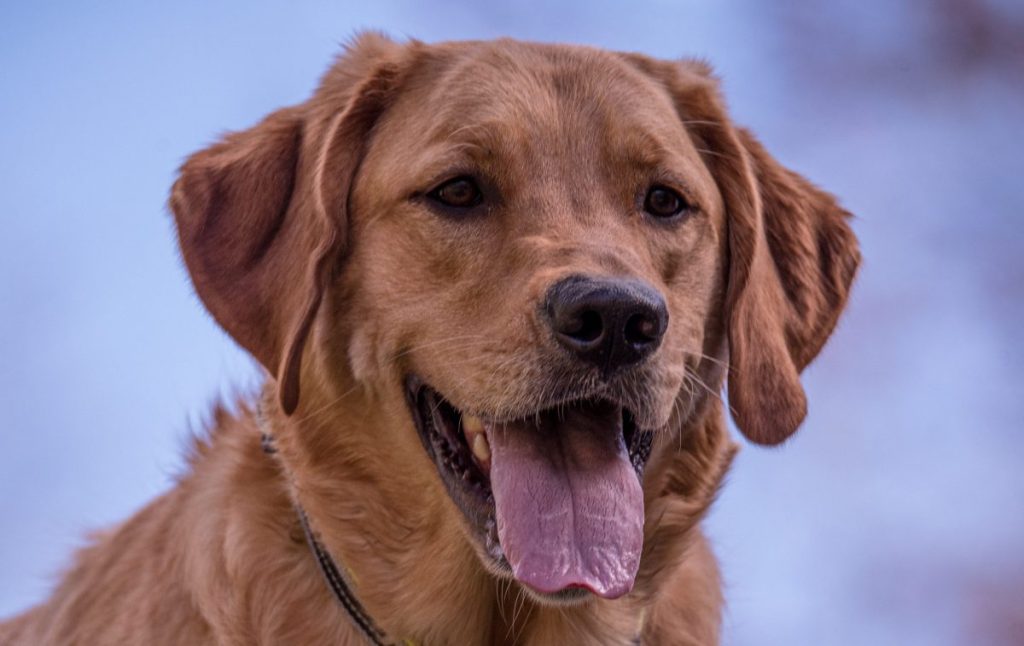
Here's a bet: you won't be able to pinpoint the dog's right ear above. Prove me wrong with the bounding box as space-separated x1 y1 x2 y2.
170 33 408 414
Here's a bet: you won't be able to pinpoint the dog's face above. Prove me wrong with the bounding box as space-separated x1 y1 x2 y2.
346 44 723 430
339 44 727 600
171 36 859 605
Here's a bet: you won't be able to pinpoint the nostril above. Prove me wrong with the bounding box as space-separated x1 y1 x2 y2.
554 307 604 346
624 312 659 346
570 310 603 343
624 295 668 351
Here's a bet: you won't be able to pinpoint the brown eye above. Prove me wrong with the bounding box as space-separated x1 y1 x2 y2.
644 185 689 219
429 176 482 209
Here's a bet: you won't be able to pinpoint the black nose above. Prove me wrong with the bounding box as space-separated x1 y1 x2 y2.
544 275 668 373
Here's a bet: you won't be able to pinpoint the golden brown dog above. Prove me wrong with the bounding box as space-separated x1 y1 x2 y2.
0 34 859 645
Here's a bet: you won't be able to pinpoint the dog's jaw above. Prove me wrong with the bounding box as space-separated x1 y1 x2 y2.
271 375 735 644
404 376 656 605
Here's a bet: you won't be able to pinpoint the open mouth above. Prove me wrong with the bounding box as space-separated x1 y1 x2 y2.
405 376 654 602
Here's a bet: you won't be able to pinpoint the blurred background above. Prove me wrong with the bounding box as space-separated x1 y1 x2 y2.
1 1 1022 644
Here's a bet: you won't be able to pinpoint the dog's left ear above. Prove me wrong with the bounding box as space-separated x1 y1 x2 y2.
624 56 860 445
170 34 408 413
721 127 861 445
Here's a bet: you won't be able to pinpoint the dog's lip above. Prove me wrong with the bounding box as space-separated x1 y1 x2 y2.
405 371 664 431
403 375 655 598
403 376 652 481
404 376 506 567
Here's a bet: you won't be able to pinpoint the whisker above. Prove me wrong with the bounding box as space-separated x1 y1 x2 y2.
685 366 736 418
388 334 494 362
679 119 727 129
290 380 364 426
680 348 730 371
694 147 738 161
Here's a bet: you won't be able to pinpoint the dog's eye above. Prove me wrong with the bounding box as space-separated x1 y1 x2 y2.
428 177 482 209
643 185 690 219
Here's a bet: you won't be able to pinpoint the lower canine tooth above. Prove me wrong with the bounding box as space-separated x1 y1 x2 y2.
462 414 484 435
471 432 491 463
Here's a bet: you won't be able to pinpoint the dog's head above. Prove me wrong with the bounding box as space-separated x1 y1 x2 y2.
171 35 859 604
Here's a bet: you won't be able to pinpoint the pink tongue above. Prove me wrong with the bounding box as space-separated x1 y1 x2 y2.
487 403 644 599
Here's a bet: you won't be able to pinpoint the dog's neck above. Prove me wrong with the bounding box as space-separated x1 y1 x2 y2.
255 381 734 645
260 431 391 645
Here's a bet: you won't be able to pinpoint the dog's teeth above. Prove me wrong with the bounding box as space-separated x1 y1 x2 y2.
462 414 484 435
471 432 491 464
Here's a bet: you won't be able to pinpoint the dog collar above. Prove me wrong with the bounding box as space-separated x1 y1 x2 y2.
293 503 395 645
259 416 642 646
259 428 400 646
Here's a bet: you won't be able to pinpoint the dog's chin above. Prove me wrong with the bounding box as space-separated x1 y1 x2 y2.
404 375 655 606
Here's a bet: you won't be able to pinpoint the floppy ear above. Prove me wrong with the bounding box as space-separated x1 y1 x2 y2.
722 128 861 445
170 34 406 414
627 57 861 445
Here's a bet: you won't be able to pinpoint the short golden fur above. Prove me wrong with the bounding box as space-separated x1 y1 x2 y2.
0 35 859 645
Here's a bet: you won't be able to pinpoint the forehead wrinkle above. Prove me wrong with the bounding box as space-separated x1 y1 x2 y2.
424 47 575 141
539 53 698 172
400 41 707 202
423 120 512 161
612 131 691 174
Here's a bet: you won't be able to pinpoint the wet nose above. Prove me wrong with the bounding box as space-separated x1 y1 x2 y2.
544 275 668 373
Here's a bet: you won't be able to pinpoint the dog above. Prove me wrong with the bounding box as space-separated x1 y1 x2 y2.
0 34 860 645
